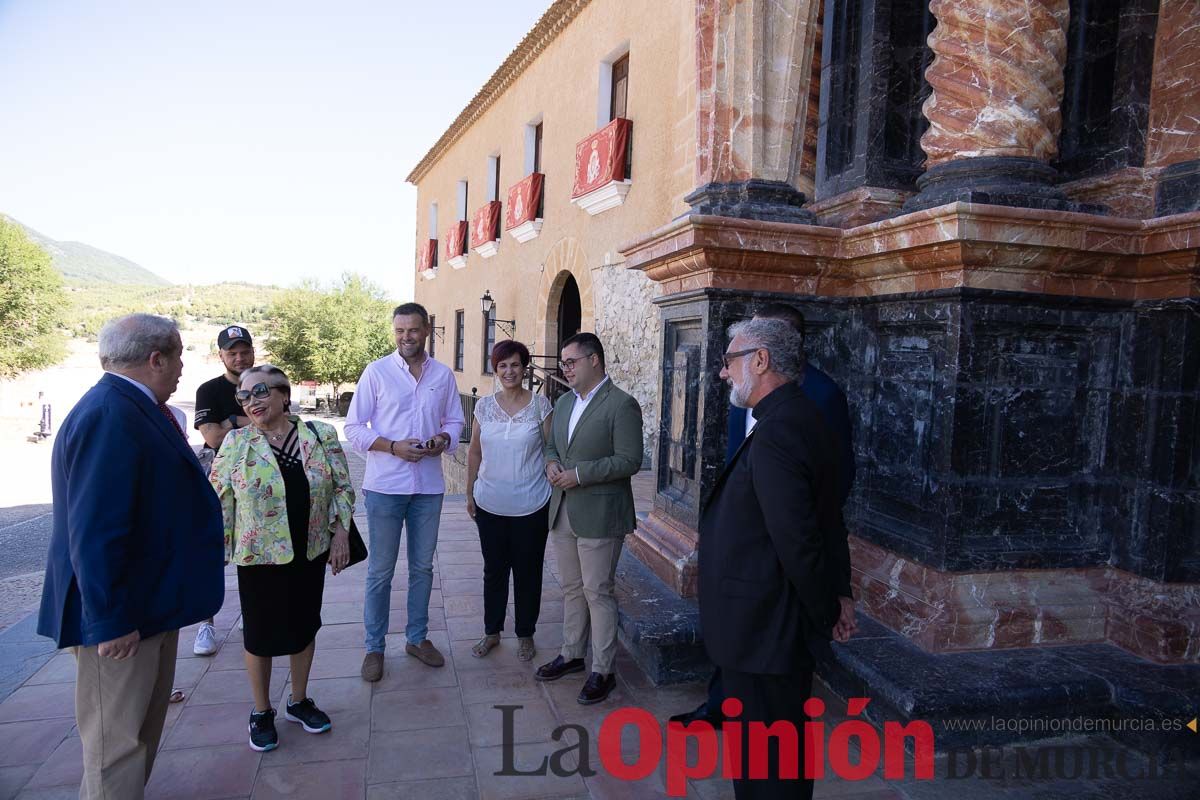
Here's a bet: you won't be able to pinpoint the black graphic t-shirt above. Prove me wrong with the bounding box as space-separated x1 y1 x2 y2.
194 374 241 448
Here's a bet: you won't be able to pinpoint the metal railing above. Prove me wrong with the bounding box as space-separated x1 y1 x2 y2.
459 357 567 443
459 389 480 442
527 355 569 403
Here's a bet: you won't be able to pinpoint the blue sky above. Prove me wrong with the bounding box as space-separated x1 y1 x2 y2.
0 0 552 300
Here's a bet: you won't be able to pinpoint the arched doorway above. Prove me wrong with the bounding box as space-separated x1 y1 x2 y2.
535 237 594 356
556 274 582 348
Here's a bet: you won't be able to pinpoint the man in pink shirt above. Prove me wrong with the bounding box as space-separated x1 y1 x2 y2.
345 303 465 681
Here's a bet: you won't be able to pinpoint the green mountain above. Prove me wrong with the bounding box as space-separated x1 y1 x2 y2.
2 214 170 286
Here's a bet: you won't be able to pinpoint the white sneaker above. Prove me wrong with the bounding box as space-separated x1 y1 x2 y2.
193 622 218 656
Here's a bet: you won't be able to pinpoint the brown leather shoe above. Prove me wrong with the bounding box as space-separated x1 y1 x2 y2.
577 672 617 705
361 652 383 683
534 655 586 682
405 639 445 667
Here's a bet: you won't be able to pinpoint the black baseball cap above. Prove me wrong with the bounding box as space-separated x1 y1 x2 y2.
217 325 253 350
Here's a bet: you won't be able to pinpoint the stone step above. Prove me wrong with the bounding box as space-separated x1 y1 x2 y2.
818 613 1200 757
613 548 708 686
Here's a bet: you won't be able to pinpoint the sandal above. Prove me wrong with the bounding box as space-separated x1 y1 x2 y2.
517 637 536 662
471 634 501 658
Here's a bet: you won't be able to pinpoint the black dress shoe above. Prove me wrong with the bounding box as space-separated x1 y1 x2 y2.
577 672 617 705
534 655 586 682
669 701 725 726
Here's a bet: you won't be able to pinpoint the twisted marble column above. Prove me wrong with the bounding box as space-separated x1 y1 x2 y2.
921 0 1069 165
905 0 1100 213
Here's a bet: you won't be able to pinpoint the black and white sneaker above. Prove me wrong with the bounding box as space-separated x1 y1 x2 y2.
284 695 332 733
248 708 278 752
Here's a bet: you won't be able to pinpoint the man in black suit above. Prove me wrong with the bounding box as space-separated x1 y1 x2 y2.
698 317 846 799
675 303 857 726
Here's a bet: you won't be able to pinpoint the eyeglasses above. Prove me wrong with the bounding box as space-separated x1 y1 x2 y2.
560 354 595 371
235 382 279 405
721 348 761 369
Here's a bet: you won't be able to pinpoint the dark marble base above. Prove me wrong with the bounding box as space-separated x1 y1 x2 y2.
613 548 708 685
902 157 1108 214
818 613 1200 755
1155 159 1200 216
650 288 1199 586
683 179 816 225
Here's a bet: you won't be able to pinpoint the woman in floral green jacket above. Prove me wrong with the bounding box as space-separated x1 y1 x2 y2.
210 364 355 753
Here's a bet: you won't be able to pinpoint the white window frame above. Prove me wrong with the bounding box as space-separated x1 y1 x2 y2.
596 41 630 127
524 114 544 175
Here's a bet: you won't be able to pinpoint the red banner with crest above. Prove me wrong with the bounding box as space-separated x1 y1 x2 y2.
469 201 502 248
571 117 631 198
444 221 468 260
418 238 437 272
505 172 544 229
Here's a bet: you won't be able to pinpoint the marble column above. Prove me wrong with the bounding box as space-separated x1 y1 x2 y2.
687 0 822 223
1147 0 1200 215
903 0 1101 212
1054 0 1159 217
810 0 935 226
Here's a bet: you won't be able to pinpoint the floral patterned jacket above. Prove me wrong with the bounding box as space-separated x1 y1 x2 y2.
210 417 355 566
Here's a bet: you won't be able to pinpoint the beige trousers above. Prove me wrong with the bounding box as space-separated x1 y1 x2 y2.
74 629 178 800
551 505 624 675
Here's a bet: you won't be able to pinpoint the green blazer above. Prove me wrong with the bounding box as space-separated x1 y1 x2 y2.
544 378 644 538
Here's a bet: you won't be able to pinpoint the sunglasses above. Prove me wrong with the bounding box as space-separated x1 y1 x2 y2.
721 348 761 369
235 382 280 405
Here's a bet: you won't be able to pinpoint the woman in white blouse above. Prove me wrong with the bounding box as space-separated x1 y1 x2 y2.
466 340 554 661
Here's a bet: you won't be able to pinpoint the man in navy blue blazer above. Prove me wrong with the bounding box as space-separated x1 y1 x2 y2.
38 313 225 800
673 303 857 727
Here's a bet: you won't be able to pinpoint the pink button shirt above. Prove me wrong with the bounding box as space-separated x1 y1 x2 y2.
344 351 465 495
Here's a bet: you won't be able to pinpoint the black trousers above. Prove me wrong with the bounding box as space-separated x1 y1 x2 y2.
474 502 550 637
722 668 814 800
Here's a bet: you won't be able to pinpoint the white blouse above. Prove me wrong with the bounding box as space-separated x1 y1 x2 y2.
473 392 554 517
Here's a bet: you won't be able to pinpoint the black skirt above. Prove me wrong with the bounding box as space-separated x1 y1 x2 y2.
238 427 328 657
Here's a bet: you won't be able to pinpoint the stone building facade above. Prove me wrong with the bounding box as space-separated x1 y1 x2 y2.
409 0 1199 747
406 0 697 466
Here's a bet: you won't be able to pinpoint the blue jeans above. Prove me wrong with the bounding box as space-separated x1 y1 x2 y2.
363 490 444 652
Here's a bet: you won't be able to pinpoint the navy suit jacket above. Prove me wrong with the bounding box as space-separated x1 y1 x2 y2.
38 373 225 648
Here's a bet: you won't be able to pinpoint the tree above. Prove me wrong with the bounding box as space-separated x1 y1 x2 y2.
265 273 394 398
0 217 67 377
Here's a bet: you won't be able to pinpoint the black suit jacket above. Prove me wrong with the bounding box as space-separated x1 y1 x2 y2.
699 381 845 675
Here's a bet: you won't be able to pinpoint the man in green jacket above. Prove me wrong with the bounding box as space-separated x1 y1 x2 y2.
534 333 644 704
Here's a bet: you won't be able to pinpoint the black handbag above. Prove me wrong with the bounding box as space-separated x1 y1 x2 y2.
305 421 367 569
346 519 368 568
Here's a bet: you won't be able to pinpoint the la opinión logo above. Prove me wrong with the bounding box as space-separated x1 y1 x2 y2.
494 697 935 795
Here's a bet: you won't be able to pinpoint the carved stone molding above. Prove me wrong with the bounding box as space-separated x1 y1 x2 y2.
621 206 1200 301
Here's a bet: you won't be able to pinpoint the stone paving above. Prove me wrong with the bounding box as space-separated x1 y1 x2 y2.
0 450 1194 798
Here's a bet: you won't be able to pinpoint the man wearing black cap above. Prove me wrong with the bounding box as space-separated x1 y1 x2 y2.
190 324 255 655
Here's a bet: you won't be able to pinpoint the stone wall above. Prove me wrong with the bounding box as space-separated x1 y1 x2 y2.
442 449 468 496
592 260 662 466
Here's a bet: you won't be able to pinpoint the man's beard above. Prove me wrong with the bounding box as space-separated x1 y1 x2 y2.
729 361 751 408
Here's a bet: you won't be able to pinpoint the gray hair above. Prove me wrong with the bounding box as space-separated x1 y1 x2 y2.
98 314 180 369
727 317 805 382
239 363 291 391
